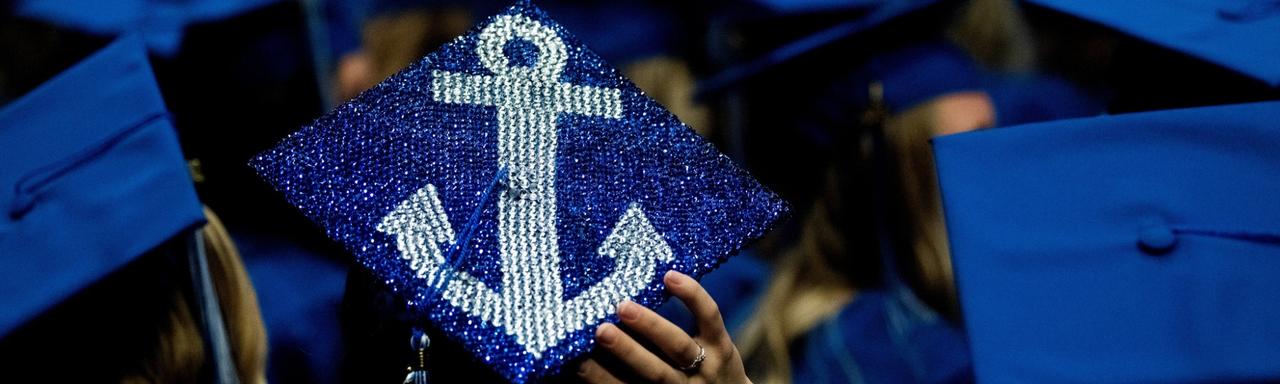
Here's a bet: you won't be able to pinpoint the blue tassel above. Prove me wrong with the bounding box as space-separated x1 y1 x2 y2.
403 330 431 384
403 169 503 384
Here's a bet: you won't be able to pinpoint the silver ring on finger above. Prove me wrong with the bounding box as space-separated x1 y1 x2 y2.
678 342 706 372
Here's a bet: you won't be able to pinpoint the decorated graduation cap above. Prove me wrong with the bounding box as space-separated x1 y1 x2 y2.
1024 0 1280 87
934 101 1280 382
251 2 788 382
14 0 278 56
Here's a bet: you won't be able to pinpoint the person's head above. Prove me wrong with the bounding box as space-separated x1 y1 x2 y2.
0 33 268 382
121 208 268 384
734 87 993 382
880 89 994 309
0 208 268 383
733 1 1025 382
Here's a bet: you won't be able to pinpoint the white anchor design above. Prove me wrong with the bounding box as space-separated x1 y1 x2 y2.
376 14 674 358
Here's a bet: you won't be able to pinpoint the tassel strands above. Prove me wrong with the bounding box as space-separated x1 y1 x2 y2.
403 330 431 384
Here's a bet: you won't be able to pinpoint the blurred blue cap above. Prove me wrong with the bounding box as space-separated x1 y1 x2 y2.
749 0 885 14
697 0 944 97
857 41 984 112
14 0 278 56
1025 0 1280 87
984 70 1105 127
828 41 1103 125
0 36 206 338
934 101 1280 382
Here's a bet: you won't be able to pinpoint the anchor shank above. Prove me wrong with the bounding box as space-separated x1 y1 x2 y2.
496 93 565 319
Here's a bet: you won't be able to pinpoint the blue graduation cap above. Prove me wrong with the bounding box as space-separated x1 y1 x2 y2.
750 0 884 14
251 2 788 382
859 41 984 113
792 40 1103 150
847 40 1099 124
0 37 206 338
934 101 1280 382
698 0 1104 130
696 0 944 98
14 0 278 56
983 72 1104 128
1024 0 1280 87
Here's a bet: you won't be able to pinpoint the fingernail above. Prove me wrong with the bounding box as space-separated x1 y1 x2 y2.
596 323 617 345
577 362 589 375
665 270 682 285
617 301 639 321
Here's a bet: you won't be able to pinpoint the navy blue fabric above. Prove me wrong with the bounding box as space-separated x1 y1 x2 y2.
790 41 1103 150
663 256 973 384
15 0 279 56
696 0 942 97
853 41 1104 122
749 0 884 14
792 290 973 384
367 0 505 16
934 100 1280 382
234 231 347 384
984 73 1105 127
0 36 205 338
1025 0 1280 87
861 41 983 113
252 3 788 381
321 0 365 60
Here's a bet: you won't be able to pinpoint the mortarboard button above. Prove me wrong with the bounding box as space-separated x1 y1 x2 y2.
1137 224 1176 255
934 100 1280 382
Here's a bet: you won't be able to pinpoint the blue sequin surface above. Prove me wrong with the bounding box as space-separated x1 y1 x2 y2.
251 3 788 382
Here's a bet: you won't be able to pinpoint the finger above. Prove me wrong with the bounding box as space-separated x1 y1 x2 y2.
664 270 727 340
577 358 624 384
594 323 684 383
616 300 704 368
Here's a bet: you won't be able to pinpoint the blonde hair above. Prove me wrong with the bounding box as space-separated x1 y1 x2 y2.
123 208 268 384
732 1 1036 378
737 101 952 383
882 104 957 316
362 8 473 82
622 56 712 136
736 182 858 384
947 0 1036 72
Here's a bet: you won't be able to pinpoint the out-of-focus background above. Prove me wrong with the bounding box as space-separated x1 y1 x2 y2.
2 0 1277 383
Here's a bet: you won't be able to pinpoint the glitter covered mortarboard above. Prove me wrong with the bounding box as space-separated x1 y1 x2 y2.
251 2 788 382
